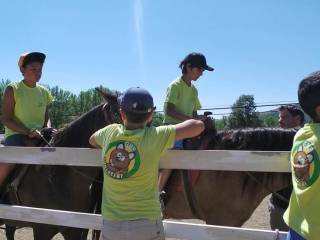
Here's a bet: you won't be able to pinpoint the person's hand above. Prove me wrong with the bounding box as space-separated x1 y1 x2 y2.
28 129 41 139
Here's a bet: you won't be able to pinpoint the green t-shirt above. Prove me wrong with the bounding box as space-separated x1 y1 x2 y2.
283 123 320 240
163 77 202 124
94 123 176 220
5 81 53 137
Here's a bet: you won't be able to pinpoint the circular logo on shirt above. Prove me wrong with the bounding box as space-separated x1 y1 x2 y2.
103 141 140 179
292 141 319 187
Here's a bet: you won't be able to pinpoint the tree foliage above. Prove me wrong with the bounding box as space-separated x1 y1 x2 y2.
226 94 262 128
152 112 164 127
0 79 11 132
48 85 112 128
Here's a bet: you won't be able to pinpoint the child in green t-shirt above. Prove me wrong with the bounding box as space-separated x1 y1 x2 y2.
159 52 214 191
89 87 204 240
283 71 320 240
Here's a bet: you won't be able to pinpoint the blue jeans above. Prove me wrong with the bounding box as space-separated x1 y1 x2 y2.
286 228 305 240
173 140 183 150
4 134 27 147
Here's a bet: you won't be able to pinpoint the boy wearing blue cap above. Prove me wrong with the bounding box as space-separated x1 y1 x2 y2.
89 87 204 240
283 71 320 240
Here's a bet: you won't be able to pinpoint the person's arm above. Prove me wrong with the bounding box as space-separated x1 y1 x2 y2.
89 134 101 149
175 119 205 141
167 103 193 122
2 86 30 136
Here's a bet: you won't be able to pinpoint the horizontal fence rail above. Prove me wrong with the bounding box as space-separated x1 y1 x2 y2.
0 147 291 172
0 204 287 240
0 146 290 239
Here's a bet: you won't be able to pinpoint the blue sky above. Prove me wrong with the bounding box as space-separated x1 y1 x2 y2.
1 0 319 117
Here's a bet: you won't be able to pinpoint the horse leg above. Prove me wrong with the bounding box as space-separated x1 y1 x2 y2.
33 225 59 240
62 228 88 240
5 225 16 240
92 230 101 240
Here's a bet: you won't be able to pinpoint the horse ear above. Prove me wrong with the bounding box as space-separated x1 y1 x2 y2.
95 87 118 104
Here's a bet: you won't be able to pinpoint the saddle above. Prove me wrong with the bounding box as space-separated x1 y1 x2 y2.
165 115 217 219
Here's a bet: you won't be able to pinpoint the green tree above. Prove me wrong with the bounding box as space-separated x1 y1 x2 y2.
215 117 228 130
152 112 164 126
49 86 78 128
49 86 113 128
227 95 262 128
0 79 11 133
262 115 279 127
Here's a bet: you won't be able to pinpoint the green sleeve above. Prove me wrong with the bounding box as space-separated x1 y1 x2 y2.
47 90 53 105
155 125 176 154
194 88 202 111
165 83 179 105
93 127 108 147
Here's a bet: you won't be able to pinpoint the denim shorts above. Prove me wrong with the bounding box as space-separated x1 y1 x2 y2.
100 219 164 240
173 140 183 150
286 228 305 240
4 134 27 147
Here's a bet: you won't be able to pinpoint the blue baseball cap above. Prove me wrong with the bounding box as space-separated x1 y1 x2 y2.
119 87 156 113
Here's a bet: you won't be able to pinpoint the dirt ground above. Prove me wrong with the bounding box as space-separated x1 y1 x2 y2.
0 195 272 239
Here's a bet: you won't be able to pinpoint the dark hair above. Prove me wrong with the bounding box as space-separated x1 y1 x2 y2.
123 110 152 124
179 60 191 74
298 71 320 120
278 105 305 125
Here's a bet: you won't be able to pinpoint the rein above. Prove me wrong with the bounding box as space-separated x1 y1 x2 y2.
245 172 290 204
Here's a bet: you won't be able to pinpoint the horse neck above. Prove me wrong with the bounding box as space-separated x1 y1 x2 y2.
214 128 296 151
52 104 109 148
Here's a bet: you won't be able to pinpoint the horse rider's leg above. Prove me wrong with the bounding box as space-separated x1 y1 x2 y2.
0 163 15 186
158 169 172 191
158 139 184 192
0 134 29 187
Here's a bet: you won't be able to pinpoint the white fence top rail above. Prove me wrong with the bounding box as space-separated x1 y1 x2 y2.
0 146 291 172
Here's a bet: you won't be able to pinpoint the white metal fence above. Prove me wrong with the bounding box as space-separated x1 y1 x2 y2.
0 147 290 239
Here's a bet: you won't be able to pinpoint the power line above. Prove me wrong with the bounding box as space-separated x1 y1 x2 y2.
155 102 299 113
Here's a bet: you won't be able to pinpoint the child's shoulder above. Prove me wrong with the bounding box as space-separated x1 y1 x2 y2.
151 125 176 134
100 123 122 132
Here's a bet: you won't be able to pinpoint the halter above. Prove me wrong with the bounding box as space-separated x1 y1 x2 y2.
101 102 122 125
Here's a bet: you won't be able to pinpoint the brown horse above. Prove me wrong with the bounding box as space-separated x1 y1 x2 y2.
164 128 296 227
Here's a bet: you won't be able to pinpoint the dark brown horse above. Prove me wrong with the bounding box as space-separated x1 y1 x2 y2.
2 90 120 240
164 127 296 227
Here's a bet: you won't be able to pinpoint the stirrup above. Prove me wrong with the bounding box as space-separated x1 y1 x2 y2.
159 191 166 212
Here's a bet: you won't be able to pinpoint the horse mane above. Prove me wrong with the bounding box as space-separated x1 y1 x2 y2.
214 127 297 151
50 89 121 148
51 104 106 147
